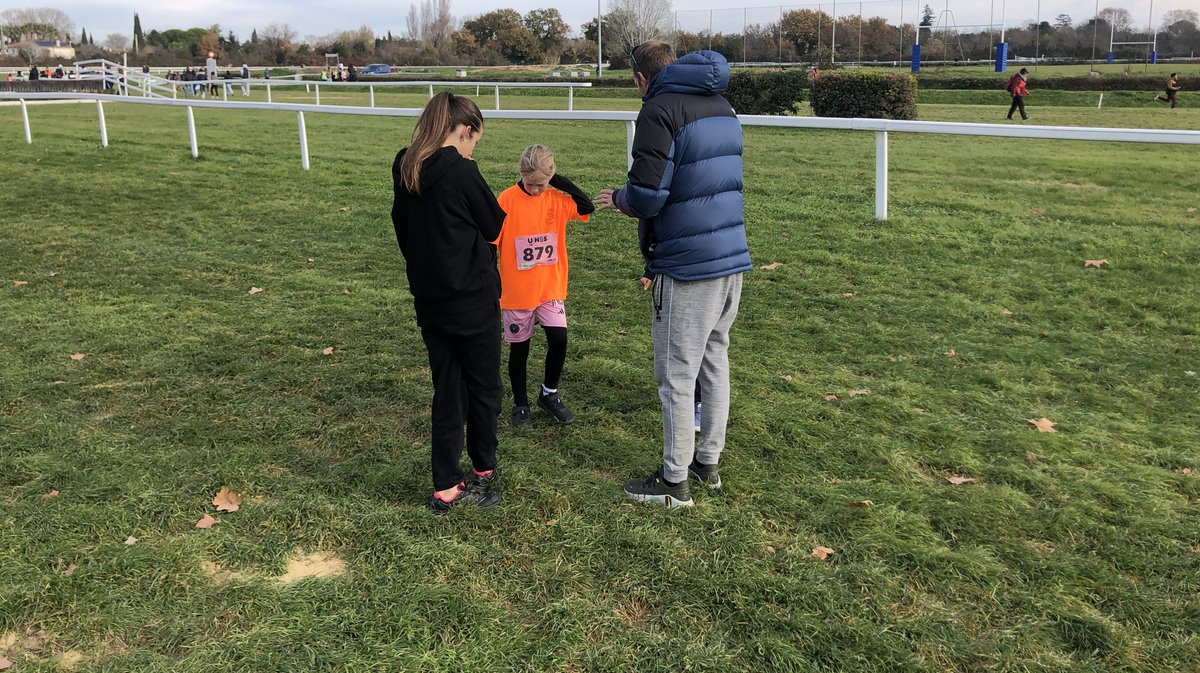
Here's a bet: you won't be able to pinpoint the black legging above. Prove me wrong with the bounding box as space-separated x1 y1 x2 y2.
1007 96 1027 119
508 326 567 407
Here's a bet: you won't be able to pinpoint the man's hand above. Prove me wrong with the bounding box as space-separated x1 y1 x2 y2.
593 188 616 211
640 276 652 291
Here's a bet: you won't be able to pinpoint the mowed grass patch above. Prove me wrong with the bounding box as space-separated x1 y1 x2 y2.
1 101 1199 672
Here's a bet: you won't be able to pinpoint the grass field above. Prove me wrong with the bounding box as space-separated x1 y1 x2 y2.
1 95 1199 672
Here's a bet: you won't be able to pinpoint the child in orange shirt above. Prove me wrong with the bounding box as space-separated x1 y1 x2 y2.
495 145 594 426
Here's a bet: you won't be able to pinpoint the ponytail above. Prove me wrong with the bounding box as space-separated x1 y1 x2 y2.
400 92 484 195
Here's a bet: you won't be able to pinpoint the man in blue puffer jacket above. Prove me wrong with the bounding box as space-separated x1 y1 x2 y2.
595 42 751 508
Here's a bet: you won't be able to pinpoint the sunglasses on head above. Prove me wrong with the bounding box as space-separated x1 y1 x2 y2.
630 47 640 74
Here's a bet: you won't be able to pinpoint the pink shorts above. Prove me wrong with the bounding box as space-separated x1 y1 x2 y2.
503 300 567 343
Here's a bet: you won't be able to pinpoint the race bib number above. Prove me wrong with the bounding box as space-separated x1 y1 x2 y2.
516 233 558 270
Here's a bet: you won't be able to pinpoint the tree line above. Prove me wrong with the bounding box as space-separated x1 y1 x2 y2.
2 4 1197 69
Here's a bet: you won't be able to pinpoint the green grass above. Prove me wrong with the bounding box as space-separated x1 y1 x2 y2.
1 96 1199 672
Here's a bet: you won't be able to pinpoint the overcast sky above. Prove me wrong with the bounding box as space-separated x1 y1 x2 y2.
41 0 1193 43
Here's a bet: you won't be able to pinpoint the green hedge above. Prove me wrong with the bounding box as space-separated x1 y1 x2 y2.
915 74 1194 92
811 70 917 119
725 69 810 116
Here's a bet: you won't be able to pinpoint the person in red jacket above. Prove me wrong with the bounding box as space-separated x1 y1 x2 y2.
1006 68 1030 121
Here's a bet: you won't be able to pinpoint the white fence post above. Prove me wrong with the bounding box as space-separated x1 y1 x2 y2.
187 106 198 158
222 82 228 102
626 120 636 170
370 85 375 108
875 131 888 220
298 111 310 171
568 86 574 111
495 86 500 111
20 99 31 144
97 100 108 148
315 84 320 106
266 82 272 103
428 84 434 99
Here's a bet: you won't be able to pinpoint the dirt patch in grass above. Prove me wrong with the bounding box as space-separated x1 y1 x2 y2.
276 550 347 584
613 599 652 625
200 560 252 586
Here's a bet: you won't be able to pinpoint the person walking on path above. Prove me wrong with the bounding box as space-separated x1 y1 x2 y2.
1155 73 1181 109
1006 67 1031 121
494 144 594 428
594 42 751 509
391 92 507 514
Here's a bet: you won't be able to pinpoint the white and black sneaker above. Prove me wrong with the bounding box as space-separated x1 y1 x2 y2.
623 468 693 508
687 459 722 490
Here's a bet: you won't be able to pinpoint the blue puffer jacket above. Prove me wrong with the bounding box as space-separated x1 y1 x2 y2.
614 50 751 281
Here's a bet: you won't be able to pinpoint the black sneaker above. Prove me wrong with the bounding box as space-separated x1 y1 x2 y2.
623 468 693 508
429 481 501 515
687 459 722 489
467 465 501 492
511 405 532 427
537 391 574 424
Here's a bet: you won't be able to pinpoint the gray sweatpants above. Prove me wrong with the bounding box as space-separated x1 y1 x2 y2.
652 273 743 483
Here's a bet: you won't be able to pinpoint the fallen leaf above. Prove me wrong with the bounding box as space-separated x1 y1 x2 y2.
823 394 840 401
1001 308 1014 316
1083 259 1109 268
1179 467 1193 475
342 288 350 295
1187 207 1196 213
49 272 58 277
195 514 218 529
13 280 28 286
248 287 264 295
338 206 351 212
69 353 86 361
759 262 782 270
43 489 60 498
0 656 11 670
124 536 138 545
213 487 242 513
811 545 835 560
765 545 777 554
944 475 977 485
1185 371 1196 377
780 374 793 382
842 292 856 298
546 519 558 526
307 258 315 263
321 347 336 356
63 563 77 576
827 478 842 484
847 389 871 397
847 500 874 508
1028 417 1057 433
1025 451 1041 461
911 407 927 414
943 349 956 357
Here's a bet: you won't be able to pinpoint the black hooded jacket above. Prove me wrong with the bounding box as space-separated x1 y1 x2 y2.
391 146 506 321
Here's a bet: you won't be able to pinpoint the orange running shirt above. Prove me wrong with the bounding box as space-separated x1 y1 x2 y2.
495 184 589 310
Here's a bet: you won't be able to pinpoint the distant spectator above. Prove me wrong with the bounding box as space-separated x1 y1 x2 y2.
53 65 64 79
241 63 250 96
263 68 270 79
29 66 39 81
347 63 357 82
1006 67 1031 121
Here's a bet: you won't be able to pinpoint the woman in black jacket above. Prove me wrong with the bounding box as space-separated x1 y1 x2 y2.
392 92 507 514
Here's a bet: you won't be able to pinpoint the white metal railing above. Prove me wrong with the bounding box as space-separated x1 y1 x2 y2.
4 91 1199 220
71 58 592 111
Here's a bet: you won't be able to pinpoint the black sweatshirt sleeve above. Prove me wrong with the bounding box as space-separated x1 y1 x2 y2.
463 161 506 242
390 152 409 256
549 173 595 216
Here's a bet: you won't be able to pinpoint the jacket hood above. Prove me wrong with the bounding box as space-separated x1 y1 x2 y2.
645 50 730 100
411 146 462 191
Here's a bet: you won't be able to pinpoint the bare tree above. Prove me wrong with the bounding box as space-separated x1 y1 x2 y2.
260 22 297 64
1 7 74 38
1161 9 1199 31
1097 7 1132 34
103 32 129 51
606 0 673 55
406 4 420 41
409 0 454 48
